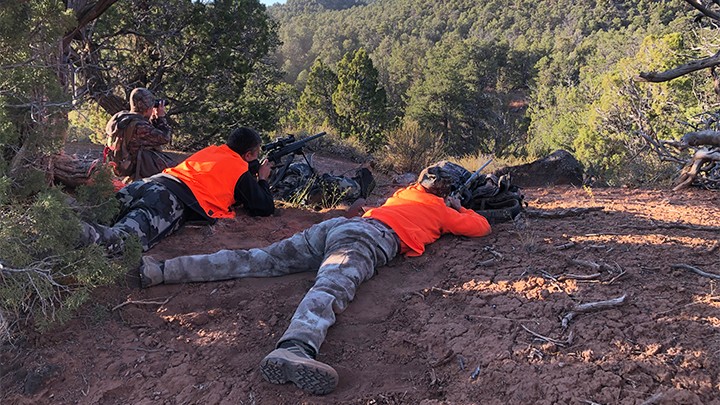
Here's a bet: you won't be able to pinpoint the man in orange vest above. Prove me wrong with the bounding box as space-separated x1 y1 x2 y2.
139 163 492 395
79 127 274 252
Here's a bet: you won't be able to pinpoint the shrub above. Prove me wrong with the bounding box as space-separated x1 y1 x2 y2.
378 121 444 174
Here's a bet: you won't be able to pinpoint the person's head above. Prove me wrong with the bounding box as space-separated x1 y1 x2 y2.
129 88 155 117
417 163 455 197
227 127 263 162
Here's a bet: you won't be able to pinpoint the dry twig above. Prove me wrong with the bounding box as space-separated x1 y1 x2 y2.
639 392 663 405
670 263 720 280
556 241 576 250
558 273 601 281
562 294 628 328
521 324 569 347
112 297 172 311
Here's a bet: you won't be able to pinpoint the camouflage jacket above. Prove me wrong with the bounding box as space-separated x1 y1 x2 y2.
106 111 171 156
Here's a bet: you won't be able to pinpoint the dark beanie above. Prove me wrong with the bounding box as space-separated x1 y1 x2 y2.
227 127 262 155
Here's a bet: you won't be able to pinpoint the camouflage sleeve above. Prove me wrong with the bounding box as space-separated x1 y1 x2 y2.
128 117 171 149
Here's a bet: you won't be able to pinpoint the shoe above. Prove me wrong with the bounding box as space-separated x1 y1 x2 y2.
139 256 164 288
260 342 338 395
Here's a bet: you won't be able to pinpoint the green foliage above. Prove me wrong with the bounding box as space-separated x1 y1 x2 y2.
75 166 121 225
333 48 388 149
297 59 340 128
84 0 281 149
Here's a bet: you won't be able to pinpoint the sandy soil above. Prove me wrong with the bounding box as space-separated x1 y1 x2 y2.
2 155 720 405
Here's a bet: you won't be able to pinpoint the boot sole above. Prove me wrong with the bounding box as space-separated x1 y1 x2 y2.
260 351 338 395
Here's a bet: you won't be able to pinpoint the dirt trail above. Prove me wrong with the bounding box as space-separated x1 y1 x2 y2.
2 167 720 404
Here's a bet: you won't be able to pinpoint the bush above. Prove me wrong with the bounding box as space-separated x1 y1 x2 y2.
0 168 141 341
378 121 444 174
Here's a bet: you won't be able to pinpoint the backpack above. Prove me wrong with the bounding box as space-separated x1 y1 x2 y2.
430 161 525 223
270 162 374 208
104 112 145 177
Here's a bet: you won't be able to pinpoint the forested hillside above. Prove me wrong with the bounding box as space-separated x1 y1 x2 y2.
269 0 708 182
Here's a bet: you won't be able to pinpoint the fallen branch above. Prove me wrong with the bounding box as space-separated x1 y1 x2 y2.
670 263 720 280
112 297 172 311
672 149 720 191
557 272 601 281
555 242 576 250
521 324 569 347
525 207 604 219
606 265 628 285
562 294 628 328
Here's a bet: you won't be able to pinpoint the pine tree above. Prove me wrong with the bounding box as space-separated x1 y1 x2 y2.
297 59 340 128
332 48 388 148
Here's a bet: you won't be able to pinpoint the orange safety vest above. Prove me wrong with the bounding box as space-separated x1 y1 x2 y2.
363 184 491 257
163 144 248 218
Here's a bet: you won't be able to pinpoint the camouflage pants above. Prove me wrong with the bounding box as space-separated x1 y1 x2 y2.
114 179 185 251
162 217 399 352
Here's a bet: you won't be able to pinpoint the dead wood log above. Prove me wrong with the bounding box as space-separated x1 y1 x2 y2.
681 130 720 147
525 206 604 219
672 149 720 191
670 263 720 280
562 294 628 328
48 152 99 188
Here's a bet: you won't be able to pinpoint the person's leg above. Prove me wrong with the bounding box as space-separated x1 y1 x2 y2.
112 179 185 251
260 218 399 395
152 217 347 285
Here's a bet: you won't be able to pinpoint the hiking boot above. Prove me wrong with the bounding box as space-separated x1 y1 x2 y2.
139 256 164 288
260 341 338 395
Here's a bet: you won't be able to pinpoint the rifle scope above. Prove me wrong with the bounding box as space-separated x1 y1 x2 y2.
262 135 296 151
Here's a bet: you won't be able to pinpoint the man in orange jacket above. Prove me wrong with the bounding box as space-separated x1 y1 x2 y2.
139 163 491 395
79 127 275 252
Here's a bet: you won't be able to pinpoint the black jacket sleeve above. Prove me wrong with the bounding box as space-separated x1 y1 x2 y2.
234 171 275 216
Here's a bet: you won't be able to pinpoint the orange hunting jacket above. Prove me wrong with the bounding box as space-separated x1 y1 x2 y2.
163 145 248 218
363 184 491 257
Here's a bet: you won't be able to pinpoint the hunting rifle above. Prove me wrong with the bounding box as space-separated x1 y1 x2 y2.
262 132 326 187
451 158 493 201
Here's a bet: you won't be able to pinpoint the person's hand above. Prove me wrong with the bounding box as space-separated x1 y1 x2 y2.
446 196 461 211
258 158 272 181
152 100 165 119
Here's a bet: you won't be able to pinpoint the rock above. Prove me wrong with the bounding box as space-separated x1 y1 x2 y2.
493 150 583 187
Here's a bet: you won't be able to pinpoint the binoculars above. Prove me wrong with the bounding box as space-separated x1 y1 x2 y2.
154 99 169 108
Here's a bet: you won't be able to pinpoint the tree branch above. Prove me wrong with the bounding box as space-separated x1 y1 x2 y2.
634 51 720 83
685 0 720 22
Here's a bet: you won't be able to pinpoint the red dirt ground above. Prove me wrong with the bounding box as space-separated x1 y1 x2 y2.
2 156 720 405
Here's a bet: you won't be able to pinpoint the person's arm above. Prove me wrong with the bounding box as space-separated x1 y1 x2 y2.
129 118 171 148
233 172 275 216
442 200 492 238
